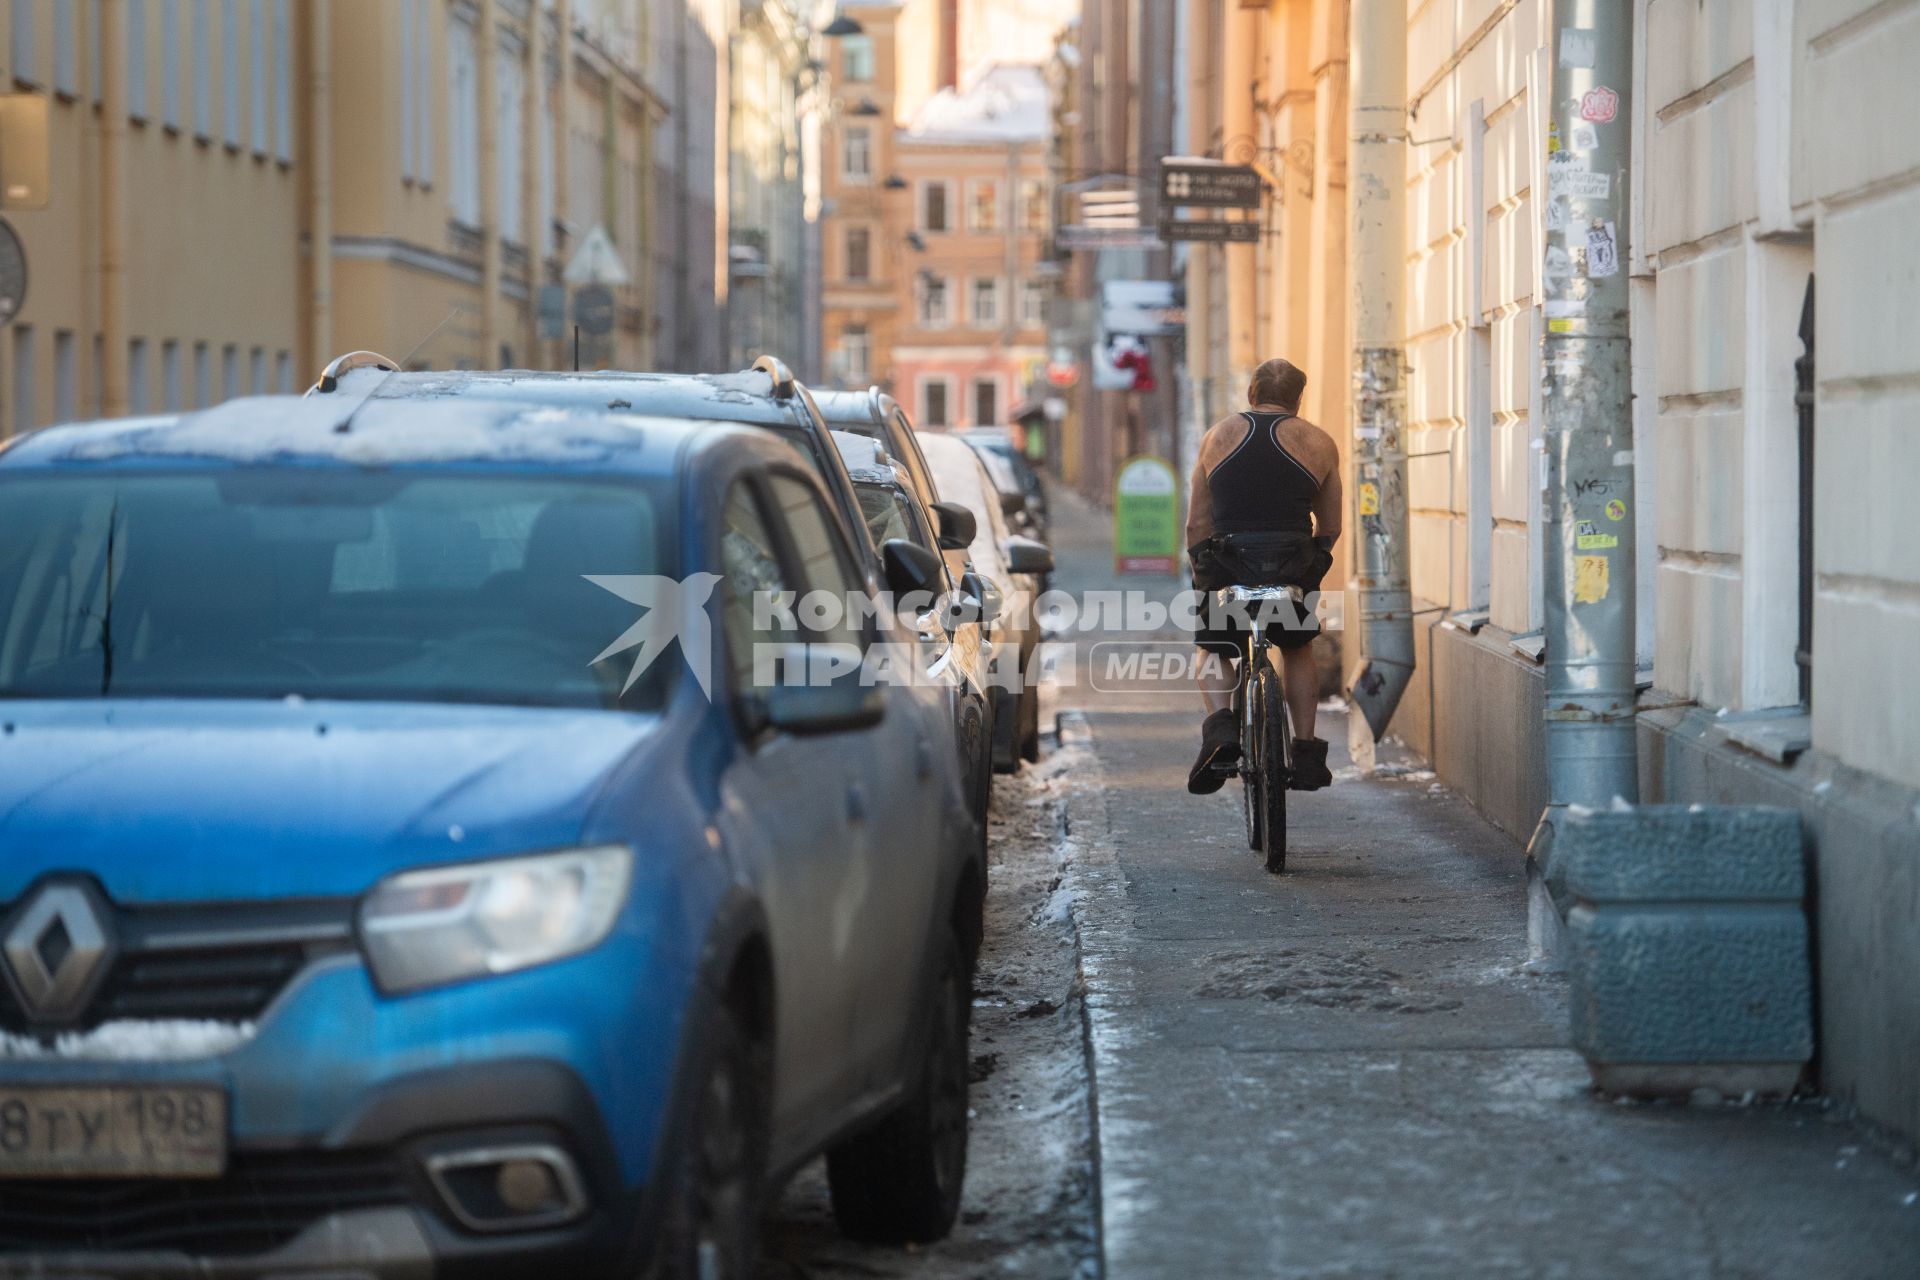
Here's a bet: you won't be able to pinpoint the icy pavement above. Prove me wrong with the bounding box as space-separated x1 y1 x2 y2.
758 739 1100 1279
1035 488 1920 1280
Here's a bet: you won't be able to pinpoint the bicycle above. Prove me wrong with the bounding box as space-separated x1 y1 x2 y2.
1223 583 1300 874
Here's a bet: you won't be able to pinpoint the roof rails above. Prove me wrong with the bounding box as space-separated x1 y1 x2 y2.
307 350 399 397
752 355 797 399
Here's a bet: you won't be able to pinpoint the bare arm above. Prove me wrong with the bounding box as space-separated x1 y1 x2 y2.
1186 450 1214 549
1313 463 1343 544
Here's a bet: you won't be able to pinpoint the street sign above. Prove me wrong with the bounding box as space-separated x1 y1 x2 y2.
1114 456 1181 575
1055 225 1166 253
0 219 27 324
1160 158 1263 209
573 285 615 337
536 285 567 341
1161 218 1260 244
1102 280 1184 337
563 224 630 287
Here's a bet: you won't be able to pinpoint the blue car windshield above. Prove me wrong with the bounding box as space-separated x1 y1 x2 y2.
0 469 674 711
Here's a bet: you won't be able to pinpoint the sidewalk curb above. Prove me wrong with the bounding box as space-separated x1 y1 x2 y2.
1054 709 1129 1280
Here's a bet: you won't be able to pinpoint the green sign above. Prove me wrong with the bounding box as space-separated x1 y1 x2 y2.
1114 455 1180 574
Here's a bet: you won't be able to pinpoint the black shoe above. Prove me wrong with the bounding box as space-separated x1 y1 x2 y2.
1188 708 1242 795
1289 737 1332 791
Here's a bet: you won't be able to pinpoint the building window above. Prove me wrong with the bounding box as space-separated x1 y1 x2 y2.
841 35 874 83
921 377 951 428
128 0 148 120
920 181 950 233
968 179 1000 232
162 0 181 128
193 340 211 406
12 2 36 87
272 0 290 159
973 378 999 427
971 278 1000 326
161 340 181 411
1019 279 1046 328
496 39 524 241
222 0 240 146
54 330 77 425
250 346 266 394
842 324 870 383
276 350 293 393
222 343 240 400
249 0 267 153
55 0 77 95
1021 178 1048 231
401 0 416 178
11 326 34 433
192 0 210 138
415 0 433 185
447 10 480 225
845 225 871 281
915 274 950 326
128 339 149 414
842 125 871 181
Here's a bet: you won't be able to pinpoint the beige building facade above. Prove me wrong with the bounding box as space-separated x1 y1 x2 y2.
1179 0 1920 1142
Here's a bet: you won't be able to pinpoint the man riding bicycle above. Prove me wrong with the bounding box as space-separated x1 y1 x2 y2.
1186 358 1342 796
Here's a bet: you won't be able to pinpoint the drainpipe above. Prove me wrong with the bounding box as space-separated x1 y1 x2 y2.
1343 0 1413 765
97 0 130 416
478 0 501 366
1528 5 1640 954
307 0 333 378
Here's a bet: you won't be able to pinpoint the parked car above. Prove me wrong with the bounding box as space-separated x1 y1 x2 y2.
957 427 1049 538
916 432 1054 771
811 388 941 511
0 393 983 1276
833 431 996 838
314 354 883 587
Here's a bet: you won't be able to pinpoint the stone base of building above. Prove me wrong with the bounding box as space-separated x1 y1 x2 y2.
1385 613 1920 1146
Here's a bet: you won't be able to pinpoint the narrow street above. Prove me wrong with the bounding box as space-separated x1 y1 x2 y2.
1043 491 1920 1279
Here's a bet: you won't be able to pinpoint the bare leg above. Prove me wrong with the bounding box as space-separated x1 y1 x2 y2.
1197 647 1236 716
1281 645 1319 739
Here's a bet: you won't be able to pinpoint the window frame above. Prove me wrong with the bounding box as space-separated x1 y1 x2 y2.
919 179 950 233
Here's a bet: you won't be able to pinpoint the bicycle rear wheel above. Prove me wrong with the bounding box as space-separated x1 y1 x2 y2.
1235 680 1260 851
1253 664 1289 872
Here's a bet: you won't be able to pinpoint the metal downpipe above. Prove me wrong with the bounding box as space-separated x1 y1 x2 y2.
1527 3 1641 964
1344 0 1414 761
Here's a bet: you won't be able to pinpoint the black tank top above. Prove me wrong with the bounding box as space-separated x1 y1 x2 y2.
1207 411 1318 534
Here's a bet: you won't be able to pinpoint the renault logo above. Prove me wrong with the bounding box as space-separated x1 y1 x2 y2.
2 881 115 1024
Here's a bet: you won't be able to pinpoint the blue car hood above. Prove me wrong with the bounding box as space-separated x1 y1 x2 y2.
0 700 663 902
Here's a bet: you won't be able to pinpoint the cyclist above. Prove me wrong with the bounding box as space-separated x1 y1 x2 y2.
1185 357 1342 796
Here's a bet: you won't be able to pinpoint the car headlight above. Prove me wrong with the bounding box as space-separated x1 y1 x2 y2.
360 846 634 993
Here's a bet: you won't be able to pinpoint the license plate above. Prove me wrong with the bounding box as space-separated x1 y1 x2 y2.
0 1085 228 1178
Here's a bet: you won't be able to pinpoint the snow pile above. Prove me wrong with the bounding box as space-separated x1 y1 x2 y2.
0 1019 256 1061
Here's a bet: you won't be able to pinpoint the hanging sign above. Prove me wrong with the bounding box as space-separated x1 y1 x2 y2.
1114 456 1181 574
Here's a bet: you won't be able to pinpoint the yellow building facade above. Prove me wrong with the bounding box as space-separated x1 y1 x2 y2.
2 0 672 439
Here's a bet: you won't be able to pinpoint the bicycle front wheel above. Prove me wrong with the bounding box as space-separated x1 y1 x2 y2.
1253 663 1289 872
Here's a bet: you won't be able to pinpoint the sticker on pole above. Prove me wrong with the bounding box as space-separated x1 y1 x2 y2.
1586 222 1620 278
1580 86 1620 124
1574 555 1611 604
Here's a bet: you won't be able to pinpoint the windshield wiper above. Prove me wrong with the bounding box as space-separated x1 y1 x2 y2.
99 502 118 696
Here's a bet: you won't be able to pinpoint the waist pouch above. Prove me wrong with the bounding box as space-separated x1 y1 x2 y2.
1189 530 1331 593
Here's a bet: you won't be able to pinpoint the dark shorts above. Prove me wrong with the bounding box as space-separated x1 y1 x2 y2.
1195 588 1322 658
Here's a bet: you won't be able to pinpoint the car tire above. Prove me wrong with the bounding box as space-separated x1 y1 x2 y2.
825 932 970 1244
1018 686 1042 764
990 690 1019 774
643 993 769 1280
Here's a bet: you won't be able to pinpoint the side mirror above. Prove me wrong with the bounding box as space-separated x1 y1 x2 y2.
931 501 977 551
1003 536 1054 577
761 680 885 736
882 537 946 598
960 571 1004 625
999 490 1026 517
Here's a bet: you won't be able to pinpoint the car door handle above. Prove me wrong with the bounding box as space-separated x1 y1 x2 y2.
846 781 868 823
914 737 934 779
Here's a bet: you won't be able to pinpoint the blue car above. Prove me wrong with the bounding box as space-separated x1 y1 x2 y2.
0 390 982 1276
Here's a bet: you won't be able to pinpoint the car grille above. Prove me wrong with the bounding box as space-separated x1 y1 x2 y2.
0 1150 412 1256
0 893 357 1035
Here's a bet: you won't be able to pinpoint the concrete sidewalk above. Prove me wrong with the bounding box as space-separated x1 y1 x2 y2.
1042 492 1920 1278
